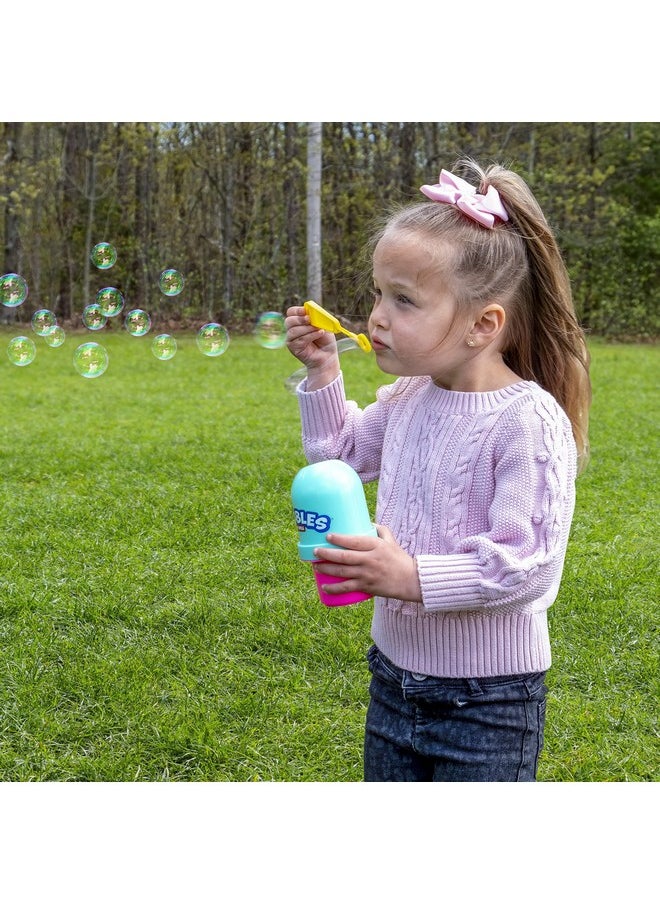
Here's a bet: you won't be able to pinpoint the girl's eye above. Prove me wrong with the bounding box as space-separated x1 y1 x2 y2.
371 287 413 306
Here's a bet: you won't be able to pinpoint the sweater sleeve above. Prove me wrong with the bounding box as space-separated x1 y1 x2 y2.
416 398 577 612
297 372 391 483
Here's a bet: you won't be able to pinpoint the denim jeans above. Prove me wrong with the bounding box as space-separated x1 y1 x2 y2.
364 645 547 782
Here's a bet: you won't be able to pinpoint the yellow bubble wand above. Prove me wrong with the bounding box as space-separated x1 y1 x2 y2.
304 300 372 353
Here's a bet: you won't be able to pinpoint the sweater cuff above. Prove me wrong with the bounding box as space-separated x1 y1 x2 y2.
297 373 347 440
416 553 485 611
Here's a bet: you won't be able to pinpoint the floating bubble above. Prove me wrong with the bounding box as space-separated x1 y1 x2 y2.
284 337 359 393
125 308 152 336
1 273 29 308
159 269 185 297
7 335 36 366
151 333 177 361
254 311 286 349
196 322 230 357
31 309 58 336
96 286 125 317
90 242 117 270
284 365 307 394
73 341 108 379
82 303 107 331
43 325 65 347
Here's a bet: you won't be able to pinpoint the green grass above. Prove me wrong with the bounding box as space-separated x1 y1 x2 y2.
0 330 657 781
543 340 659 781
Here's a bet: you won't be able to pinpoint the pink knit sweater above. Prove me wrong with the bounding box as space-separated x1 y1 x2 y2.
297 373 577 678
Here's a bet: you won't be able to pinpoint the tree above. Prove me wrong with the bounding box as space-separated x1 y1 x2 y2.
1 122 23 322
0 122 656 339
306 122 322 303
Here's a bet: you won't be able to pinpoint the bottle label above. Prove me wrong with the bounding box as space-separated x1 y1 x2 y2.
294 508 331 533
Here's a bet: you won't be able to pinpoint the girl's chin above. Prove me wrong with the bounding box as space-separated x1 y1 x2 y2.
374 353 405 377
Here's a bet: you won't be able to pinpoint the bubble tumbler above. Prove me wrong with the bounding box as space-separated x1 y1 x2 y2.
291 459 377 607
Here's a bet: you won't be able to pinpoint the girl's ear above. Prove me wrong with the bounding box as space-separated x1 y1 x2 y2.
471 303 506 345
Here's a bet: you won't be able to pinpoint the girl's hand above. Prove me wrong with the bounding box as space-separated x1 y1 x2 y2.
285 305 340 390
313 524 422 602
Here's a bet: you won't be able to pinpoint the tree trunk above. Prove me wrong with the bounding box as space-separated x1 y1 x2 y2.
1 123 23 322
306 122 322 303
221 124 236 323
284 122 300 304
56 124 78 322
399 122 417 193
83 150 97 308
3 122 22 273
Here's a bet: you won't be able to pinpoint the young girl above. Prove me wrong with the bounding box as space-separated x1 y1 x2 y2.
285 160 591 782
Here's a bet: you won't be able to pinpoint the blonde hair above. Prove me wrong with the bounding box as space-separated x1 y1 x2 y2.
370 159 591 472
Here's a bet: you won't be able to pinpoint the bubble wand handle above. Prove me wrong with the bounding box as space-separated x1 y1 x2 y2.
304 300 372 353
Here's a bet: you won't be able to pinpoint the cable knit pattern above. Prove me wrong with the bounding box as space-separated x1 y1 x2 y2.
297 372 577 677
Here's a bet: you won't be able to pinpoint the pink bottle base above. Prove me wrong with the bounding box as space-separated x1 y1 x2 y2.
313 570 372 607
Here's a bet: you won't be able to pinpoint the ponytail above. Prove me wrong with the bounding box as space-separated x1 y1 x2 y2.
465 160 592 471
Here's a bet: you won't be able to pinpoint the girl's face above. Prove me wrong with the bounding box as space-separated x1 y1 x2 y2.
369 230 473 390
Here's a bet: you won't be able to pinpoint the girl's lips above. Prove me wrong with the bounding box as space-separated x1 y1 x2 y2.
370 335 388 351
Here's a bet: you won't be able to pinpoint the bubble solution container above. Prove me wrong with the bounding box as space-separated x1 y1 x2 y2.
291 459 377 607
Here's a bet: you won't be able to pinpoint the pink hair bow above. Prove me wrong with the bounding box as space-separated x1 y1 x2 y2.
420 169 509 228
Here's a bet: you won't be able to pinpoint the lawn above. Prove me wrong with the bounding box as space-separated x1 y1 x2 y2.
0 329 657 781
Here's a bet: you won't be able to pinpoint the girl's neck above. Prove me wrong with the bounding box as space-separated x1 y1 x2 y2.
433 357 522 392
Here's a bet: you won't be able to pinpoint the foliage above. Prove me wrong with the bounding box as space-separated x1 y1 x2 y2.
1 122 657 339
0 332 656 781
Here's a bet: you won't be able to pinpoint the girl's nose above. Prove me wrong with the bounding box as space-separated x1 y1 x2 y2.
369 297 387 330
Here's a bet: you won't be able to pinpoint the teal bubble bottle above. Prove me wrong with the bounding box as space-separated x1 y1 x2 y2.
291 459 377 607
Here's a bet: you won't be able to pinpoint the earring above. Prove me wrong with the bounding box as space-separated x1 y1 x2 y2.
466 337 476 347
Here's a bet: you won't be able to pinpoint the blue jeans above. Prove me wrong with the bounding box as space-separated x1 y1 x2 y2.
364 645 547 782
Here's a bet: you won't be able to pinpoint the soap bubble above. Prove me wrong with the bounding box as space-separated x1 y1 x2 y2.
159 269 184 297
43 325 65 347
125 308 151 336
90 242 117 270
254 311 286 349
31 309 58 336
73 341 108 378
82 303 107 331
151 333 177 360
284 337 359 393
1 273 29 307
196 322 229 357
284 365 306 394
96 286 125 317
7 335 36 366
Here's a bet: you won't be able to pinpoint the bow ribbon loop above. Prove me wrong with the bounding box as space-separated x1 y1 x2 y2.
420 170 509 228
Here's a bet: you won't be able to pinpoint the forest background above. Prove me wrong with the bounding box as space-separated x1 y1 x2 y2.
1 121 658 342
